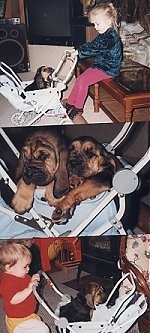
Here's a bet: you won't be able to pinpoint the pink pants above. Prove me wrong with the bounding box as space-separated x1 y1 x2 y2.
67 67 112 109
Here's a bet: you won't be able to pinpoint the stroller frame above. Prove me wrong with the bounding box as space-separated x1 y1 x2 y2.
0 50 77 126
0 124 149 237
32 267 148 333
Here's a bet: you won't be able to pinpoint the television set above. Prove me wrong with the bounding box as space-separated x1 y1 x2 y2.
24 0 86 46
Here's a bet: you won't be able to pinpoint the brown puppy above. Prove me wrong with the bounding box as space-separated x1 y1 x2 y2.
59 281 108 323
25 66 55 91
52 136 122 224
11 130 69 214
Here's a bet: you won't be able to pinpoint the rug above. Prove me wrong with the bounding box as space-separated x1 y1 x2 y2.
63 274 114 292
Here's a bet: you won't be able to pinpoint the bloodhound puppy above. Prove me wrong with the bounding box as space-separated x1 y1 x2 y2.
52 136 122 224
59 281 108 323
11 130 69 214
25 66 55 91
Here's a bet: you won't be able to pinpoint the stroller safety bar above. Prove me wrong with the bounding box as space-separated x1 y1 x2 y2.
32 270 148 333
110 122 134 150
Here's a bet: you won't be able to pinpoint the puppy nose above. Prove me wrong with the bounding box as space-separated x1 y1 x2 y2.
69 159 77 167
24 165 45 180
24 165 35 178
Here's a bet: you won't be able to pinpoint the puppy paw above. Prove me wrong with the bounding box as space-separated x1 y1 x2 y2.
51 206 75 224
51 193 80 224
45 195 65 207
11 193 33 214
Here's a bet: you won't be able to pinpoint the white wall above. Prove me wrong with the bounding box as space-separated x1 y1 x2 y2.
28 45 74 73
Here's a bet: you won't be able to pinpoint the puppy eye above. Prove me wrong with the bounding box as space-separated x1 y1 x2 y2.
38 152 49 161
69 145 74 152
86 150 96 158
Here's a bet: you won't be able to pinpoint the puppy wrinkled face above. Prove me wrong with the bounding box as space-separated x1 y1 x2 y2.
22 139 59 186
68 139 106 178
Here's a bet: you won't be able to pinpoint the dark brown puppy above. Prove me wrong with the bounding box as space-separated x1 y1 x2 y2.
11 130 69 214
52 136 122 223
59 282 108 323
25 66 55 91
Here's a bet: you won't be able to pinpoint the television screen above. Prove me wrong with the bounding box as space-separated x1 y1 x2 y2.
24 0 71 38
24 0 85 46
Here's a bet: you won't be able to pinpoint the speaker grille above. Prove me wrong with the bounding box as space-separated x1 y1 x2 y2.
0 23 28 72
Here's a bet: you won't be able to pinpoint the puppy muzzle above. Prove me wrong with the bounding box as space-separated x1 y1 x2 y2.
96 287 108 305
23 163 53 186
68 152 87 177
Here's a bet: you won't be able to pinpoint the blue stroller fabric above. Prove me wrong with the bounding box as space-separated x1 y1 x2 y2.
0 196 46 239
33 189 118 236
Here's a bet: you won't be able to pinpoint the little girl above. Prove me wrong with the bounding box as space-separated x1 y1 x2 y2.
0 242 49 333
66 2 122 120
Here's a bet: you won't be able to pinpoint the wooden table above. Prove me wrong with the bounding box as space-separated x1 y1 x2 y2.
77 59 150 122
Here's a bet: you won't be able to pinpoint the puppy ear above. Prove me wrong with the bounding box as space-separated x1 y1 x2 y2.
35 66 43 76
53 147 69 198
34 66 44 89
99 144 117 173
85 293 95 309
15 149 26 181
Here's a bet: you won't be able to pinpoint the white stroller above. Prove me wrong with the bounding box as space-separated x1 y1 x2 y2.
32 255 149 333
0 50 77 126
0 123 149 238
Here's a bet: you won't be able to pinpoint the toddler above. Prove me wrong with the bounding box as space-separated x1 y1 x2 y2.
0 242 49 333
65 2 122 120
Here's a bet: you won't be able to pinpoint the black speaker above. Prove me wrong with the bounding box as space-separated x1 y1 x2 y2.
0 23 28 72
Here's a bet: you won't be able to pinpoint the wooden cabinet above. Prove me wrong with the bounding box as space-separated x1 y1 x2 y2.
81 0 98 41
86 25 97 41
5 0 25 23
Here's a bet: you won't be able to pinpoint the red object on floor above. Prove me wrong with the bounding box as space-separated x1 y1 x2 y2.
35 238 82 272
35 238 53 271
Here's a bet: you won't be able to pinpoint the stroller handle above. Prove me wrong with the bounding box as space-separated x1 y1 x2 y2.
52 49 78 85
0 61 23 87
32 270 75 331
33 270 67 299
32 270 61 321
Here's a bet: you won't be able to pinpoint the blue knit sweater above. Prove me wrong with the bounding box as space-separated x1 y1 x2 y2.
78 28 123 77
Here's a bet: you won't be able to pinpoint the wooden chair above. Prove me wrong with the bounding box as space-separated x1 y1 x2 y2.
120 254 150 333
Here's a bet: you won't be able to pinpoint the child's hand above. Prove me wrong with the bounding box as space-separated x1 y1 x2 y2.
71 49 78 58
29 273 40 289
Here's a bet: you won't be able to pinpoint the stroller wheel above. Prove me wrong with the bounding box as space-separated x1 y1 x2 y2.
11 112 25 126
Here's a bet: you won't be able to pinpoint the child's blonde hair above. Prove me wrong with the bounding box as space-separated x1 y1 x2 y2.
0 241 32 272
88 2 119 31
